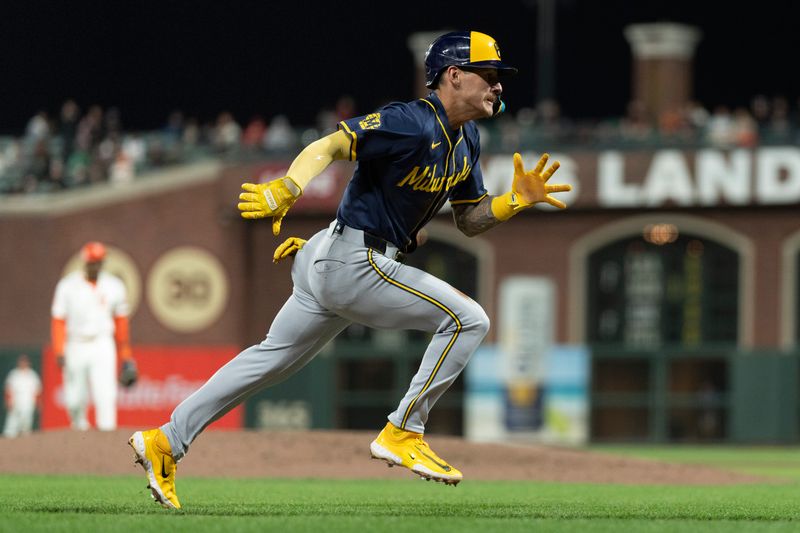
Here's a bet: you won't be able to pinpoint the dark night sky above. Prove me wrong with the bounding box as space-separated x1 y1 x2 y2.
2 0 799 133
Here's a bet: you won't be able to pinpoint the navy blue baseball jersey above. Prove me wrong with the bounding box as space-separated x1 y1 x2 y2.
337 92 488 253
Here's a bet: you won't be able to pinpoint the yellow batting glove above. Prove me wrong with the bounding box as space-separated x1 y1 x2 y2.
237 176 303 235
491 153 571 221
273 236 307 263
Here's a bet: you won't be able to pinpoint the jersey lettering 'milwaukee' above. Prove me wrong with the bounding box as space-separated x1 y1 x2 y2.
337 92 488 252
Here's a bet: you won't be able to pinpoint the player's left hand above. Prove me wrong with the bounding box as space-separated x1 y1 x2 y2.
119 359 138 388
511 152 571 209
273 237 307 263
237 177 303 235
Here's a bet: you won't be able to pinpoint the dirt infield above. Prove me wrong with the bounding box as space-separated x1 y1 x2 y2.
0 429 765 485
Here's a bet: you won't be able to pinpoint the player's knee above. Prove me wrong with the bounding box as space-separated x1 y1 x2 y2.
461 302 490 339
472 306 490 339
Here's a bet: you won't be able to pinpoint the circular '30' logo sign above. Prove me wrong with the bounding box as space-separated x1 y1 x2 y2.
146 247 229 333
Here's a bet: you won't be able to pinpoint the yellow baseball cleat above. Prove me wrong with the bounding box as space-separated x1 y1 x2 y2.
129 429 181 509
370 421 462 485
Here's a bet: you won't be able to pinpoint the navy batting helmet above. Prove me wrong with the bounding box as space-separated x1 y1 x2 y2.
424 31 518 88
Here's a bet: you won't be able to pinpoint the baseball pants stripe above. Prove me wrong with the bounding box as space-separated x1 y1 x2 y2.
302 225 489 433
366 248 463 429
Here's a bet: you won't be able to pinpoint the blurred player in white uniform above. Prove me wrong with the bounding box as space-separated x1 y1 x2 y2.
3 354 42 438
51 241 136 431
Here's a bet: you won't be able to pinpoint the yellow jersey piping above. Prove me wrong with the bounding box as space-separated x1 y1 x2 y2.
420 98 453 176
338 120 358 161
450 192 488 205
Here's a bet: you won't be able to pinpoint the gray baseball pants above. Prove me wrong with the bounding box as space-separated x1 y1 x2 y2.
162 221 490 460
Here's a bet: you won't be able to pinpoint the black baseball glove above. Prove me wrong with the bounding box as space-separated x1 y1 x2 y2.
119 359 139 388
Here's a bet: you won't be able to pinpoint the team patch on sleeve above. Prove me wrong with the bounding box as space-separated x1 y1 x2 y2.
358 113 382 130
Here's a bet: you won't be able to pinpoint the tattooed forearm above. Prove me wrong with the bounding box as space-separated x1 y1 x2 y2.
452 196 504 237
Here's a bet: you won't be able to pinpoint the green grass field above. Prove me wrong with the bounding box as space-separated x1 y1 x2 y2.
3 447 800 532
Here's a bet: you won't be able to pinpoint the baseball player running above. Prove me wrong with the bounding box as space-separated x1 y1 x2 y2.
51 241 137 431
130 30 570 509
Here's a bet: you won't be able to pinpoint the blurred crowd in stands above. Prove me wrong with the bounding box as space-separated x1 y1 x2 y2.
487 94 798 153
0 97 357 194
1 94 798 195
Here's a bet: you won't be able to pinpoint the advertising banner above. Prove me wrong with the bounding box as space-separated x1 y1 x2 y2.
465 344 589 445
41 345 243 430
498 276 555 432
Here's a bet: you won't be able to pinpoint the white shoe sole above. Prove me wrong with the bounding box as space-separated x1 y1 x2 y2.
370 440 462 485
128 432 178 509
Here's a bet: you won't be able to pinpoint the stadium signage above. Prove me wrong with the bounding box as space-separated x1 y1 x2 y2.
41 345 243 429
258 146 800 212
596 147 800 208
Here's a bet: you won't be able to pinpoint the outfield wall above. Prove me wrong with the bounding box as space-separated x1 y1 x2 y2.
2 148 800 441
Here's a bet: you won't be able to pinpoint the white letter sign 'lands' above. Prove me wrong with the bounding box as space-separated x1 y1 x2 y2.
757 147 800 204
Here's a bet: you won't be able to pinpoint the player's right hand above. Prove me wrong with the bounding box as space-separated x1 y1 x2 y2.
237 176 302 235
56 354 65 368
273 237 307 263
